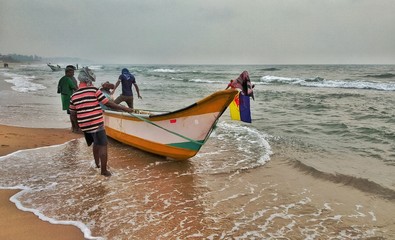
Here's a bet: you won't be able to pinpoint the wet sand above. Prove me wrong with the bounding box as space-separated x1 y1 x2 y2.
1 124 395 239
0 124 85 240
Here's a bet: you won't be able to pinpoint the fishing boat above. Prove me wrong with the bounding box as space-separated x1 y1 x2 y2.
103 89 238 160
47 63 63 71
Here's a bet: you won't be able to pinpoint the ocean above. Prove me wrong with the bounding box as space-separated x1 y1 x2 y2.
0 64 394 239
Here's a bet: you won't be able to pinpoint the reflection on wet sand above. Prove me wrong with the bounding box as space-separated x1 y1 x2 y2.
1 137 395 239
104 139 205 239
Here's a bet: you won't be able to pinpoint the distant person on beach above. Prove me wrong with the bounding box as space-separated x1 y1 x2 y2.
57 65 79 133
111 68 142 109
99 81 115 110
69 67 134 177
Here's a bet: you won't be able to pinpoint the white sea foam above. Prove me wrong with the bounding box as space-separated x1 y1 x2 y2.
1 186 103 240
87 65 104 70
220 121 273 165
260 75 395 91
189 78 222 83
152 68 181 73
3 72 46 92
194 121 272 174
0 127 384 239
261 75 303 83
0 141 104 239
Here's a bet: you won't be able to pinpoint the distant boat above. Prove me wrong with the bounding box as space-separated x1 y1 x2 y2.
103 89 238 160
47 63 63 71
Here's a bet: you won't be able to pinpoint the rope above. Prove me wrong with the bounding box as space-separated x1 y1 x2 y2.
126 112 205 146
138 108 170 113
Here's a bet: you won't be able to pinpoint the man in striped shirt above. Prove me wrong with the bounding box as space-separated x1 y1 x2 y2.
70 67 134 176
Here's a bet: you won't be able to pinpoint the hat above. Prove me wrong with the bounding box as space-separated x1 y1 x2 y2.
65 65 76 73
78 67 96 83
66 65 76 70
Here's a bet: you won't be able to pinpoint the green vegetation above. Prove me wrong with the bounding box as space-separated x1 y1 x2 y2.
0 53 42 63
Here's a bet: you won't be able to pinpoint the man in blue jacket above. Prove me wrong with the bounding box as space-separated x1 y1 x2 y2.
111 68 142 108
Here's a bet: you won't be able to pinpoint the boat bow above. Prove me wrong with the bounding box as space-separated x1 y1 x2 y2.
103 89 238 160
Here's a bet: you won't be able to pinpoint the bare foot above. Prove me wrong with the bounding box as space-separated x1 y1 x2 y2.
101 170 112 177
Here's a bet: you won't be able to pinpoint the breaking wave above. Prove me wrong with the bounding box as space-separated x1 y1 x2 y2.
260 75 395 91
193 121 272 174
364 73 395 79
2 72 46 92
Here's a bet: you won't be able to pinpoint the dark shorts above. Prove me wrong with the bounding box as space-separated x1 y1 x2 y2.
114 95 134 108
84 129 108 146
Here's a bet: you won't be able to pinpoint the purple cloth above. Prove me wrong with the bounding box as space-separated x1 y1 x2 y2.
231 71 254 100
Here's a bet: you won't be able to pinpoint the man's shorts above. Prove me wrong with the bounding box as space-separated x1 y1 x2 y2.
84 129 108 146
114 95 134 108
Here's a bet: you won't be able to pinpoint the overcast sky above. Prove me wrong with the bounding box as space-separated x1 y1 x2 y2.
1 0 394 64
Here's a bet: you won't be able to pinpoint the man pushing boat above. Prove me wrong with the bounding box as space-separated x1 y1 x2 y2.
69 67 134 176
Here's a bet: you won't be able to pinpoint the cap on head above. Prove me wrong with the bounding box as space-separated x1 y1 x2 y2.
78 67 96 83
65 65 76 73
66 65 76 70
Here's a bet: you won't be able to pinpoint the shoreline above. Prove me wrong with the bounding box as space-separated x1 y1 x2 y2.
1 124 395 238
0 124 85 240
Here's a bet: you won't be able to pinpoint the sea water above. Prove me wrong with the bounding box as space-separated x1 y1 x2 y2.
0 64 394 239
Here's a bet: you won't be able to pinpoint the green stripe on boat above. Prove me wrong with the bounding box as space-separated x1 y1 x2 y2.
168 141 204 151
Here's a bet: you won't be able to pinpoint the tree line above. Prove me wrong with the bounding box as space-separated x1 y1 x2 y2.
0 53 42 62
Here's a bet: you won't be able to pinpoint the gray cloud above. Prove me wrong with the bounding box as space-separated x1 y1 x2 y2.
1 0 394 64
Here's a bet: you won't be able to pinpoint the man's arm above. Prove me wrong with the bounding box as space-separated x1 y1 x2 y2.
69 78 77 91
133 83 142 99
71 77 78 90
111 79 121 95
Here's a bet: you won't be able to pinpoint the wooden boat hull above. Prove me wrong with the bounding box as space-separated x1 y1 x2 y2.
103 89 238 160
47 64 63 71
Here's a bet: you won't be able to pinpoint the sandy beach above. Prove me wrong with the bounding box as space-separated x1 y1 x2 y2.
1 124 395 239
0 124 85 240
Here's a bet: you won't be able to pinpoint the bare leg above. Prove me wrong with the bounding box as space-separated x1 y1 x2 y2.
93 144 100 168
126 97 133 109
69 115 74 132
70 113 81 133
93 144 111 176
114 95 122 104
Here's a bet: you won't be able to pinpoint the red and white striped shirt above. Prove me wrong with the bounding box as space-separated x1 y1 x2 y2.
69 82 109 132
